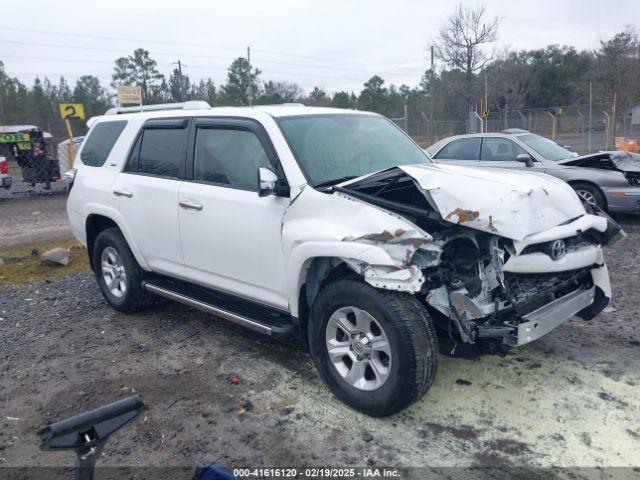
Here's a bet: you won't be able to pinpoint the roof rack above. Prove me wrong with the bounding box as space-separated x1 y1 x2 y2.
104 101 211 116
257 103 306 107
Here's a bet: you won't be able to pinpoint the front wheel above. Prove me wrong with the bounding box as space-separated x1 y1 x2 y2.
308 278 438 416
572 182 606 211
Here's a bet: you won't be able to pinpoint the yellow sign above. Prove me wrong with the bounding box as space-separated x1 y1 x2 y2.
0 132 29 143
59 103 86 120
483 110 489 118
117 85 142 105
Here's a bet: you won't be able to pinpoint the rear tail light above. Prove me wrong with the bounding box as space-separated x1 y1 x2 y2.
0 159 7 175
63 168 77 192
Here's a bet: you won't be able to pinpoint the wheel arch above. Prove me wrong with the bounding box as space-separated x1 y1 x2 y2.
567 180 608 210
85 213 149 271
296 256 354 344
287 241 399 319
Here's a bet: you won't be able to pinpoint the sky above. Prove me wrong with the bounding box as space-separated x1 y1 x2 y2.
0 0 637 95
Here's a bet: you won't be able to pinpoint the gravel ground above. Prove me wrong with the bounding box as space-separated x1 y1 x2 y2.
0 195 70 247
0 219 639 478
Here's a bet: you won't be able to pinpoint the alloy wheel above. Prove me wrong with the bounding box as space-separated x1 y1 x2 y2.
576 189 597 207
325 306 392 391
101 246 127 298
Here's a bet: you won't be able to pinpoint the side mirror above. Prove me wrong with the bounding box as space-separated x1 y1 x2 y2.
516 153 534 168
257 167 279 197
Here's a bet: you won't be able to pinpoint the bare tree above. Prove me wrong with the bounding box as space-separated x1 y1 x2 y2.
436 3 500 106
486 46 532 110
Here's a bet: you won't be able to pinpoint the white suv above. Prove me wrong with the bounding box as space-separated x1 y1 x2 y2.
67 102 623 416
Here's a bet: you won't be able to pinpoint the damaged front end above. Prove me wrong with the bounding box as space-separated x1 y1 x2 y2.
334 165 624 349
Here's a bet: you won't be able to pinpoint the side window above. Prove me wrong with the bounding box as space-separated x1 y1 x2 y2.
132 127 187 178
481 137 528 161
194 128 272 190
434 138 481 160
80 121 127 167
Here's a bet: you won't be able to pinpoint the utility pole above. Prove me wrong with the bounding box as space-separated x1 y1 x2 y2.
612 89 617 147
504 103 508 130
247 46 252 107
484 74 488 117
429 45 434 138
404 104 408 133
172 60 185 101
588 82 592 153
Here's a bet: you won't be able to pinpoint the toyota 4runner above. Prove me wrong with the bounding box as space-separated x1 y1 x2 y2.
66 102 624 416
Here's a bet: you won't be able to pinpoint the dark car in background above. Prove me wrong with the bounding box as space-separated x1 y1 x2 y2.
426 129 640 213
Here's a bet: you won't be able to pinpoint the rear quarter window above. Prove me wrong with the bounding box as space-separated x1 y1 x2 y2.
80 121 127 167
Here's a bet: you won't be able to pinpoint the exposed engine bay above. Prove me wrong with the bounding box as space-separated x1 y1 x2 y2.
332 167 624 349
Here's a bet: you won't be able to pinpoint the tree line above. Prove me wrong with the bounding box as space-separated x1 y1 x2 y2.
0 4 638 139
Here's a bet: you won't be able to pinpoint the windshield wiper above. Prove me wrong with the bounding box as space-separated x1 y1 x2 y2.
313 176 358 189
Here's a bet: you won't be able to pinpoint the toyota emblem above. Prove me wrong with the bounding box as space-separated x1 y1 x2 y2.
549 239 567 260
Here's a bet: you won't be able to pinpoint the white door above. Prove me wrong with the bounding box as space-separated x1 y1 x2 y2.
114 120 189 278
178 120 289 310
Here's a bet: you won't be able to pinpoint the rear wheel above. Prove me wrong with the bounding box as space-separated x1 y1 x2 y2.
308 278 438 416
572 182 606 211
93 228 153 313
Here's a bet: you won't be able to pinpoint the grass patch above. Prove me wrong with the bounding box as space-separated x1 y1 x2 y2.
0 237 90 289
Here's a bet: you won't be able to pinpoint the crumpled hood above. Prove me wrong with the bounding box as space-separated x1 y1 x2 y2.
556 151 640 172
610 151 640 172
394 163 586 241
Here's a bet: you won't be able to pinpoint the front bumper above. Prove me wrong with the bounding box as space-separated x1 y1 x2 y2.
1 175 11 189
602 187 640 213
503 285 595 346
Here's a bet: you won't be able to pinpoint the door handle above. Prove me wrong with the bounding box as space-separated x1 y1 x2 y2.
113 188 133 198
179 199 203 211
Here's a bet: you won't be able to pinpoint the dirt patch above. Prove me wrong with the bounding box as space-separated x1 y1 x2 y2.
484 438 532 456
422 422 481 441
0 237 89 289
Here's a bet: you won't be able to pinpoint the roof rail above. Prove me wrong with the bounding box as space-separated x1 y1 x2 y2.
257 103 306 107
104 101 211 116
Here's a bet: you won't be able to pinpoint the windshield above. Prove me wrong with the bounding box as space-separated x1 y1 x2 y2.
517 133 574 161
277 114 429 186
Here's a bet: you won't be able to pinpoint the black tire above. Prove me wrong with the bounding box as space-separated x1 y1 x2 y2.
92 227 153 313
572 182 607 211
308 278 438 416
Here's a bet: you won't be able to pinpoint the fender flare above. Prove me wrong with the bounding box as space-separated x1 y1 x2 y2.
286 240 400 317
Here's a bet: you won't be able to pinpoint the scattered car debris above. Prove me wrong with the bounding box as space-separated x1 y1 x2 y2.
226 372 240 385
6 417 20 421
239 399 255 415
162 399 178 411
39 247 70 266
280 406 295 416
456 379 473 386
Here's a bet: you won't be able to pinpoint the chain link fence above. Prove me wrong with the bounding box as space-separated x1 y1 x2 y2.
393 102 640 154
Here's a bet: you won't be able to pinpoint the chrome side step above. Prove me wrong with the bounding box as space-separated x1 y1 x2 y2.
144 282 273 336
